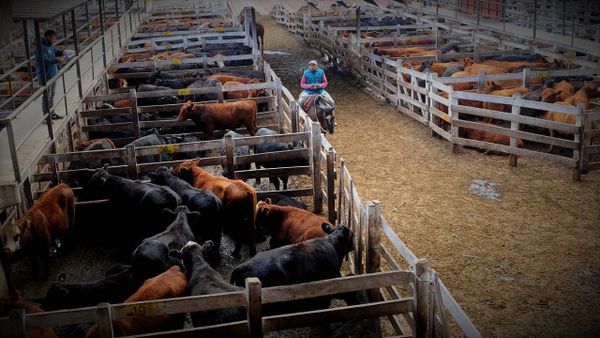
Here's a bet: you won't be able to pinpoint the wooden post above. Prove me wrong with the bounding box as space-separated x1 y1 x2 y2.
130 89 140 137
365 200 382 275
355 203 363 275
355 7 361 52
432 270 451 338
49 156 59 185
291 101 299 135
311 122 323 214
217 82 224 103
125 144 138 179
509 94 521 167
95 303 114 338
581 111 592 175
448 90 459 153
522 67 531 88
477 71 485 90
573 103 584 181
245 277 262 338
275 78 284 133
415 259 433 338
326 147 336 224
9 308 26 338
224 134 235 179
337 158 345 226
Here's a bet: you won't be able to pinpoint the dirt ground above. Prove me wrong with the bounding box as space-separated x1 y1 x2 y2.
259 15 600 338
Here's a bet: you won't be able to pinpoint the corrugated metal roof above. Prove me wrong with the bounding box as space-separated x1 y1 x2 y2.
11 0 88 21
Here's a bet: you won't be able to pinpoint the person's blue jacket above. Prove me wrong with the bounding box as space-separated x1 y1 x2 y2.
301 68 327 94
36 40 61 80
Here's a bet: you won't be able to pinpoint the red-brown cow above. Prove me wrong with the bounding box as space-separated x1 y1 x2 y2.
174 160 258 258
223 79 264 99
256 199 331 249
177 100 257 138
85 266 188 338
1 183 75 278
208 74 262 84
0 291 58 338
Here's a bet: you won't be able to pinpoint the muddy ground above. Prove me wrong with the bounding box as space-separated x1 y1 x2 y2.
259 14 600 338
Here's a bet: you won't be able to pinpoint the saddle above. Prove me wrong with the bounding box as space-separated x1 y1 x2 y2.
303 95 318 112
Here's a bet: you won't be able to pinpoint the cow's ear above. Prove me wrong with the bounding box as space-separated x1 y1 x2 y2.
342 226 350 237
322 222 333 234
265 198 272 205
201 240 214 254
162 208 175 216
147 171 157 180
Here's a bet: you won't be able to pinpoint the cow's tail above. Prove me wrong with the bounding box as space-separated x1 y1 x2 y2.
58 187 76 228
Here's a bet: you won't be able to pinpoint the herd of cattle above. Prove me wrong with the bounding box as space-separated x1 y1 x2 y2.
373 43 599 149
0 154 377 337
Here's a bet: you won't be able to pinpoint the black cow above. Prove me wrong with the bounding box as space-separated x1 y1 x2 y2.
169 241 245 326
131 206 201 282
126 128 170 163
221 130 250 179
187 79 219 102
230 224 354 312
254 128 309 190
83 168 181 239
136 84 178 106
168 134 206 160
258 193 307 210
42 264 137 311
153 77 198 89
212 69 264 80
68 138 122 171
307 287 382 338
148 167 223 266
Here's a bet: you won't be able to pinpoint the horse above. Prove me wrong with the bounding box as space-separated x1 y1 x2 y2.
303 94 335 134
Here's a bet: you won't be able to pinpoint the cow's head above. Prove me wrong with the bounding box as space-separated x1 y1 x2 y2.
1 218 27 256
172 160 198 182
147 167 171 185
168 240 213 277
322 223 355 263
177 101 195 122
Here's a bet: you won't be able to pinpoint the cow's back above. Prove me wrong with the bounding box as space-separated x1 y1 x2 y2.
33 184 75 235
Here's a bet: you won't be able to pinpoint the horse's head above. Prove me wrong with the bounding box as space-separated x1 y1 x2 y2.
316 96 335 134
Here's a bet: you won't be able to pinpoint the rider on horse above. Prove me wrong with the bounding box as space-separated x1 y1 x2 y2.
298 60 335 111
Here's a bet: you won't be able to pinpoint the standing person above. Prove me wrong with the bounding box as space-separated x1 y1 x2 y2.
36 30 65 120
298 60 335 110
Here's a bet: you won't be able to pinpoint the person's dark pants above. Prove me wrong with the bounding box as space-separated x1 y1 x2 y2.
42 81 56 116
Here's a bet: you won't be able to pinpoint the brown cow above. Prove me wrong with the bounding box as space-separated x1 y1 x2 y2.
1 183 75 278
542 82 600 152
256 199 330 249
76 138 116 151
85 266 187 338
461 124 524 150
207 74 263 84
541 80 575 103
177 100 257 138
174 160 258 258
223 79 264 99
373 47 429 57
0 291 58 338
482 86 530 122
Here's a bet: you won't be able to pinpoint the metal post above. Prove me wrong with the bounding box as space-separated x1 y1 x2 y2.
476 0 481 26
114 0 122 48
34 20 55 138
6 121 22 182
355 7 361 52
62 13 68 40
533 0 538 39
251 7 258 58
98 0 107 68
562 0 566 35
85 2 92 41
22 21 35 95
71 10 84 99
